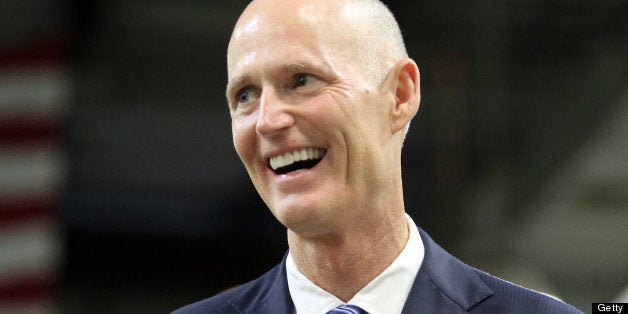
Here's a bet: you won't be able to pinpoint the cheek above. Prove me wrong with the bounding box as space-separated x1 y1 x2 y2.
322 93 377 133
231 117 257 162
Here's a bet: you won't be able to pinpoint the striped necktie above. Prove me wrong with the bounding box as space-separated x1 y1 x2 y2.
327 304 368 314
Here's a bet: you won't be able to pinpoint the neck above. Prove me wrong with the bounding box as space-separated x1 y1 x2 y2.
287 210 409 302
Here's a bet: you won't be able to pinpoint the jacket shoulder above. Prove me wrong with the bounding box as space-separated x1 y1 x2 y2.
171 262 287 314
472 269 582 313
171 286 242 314
413 228 581 313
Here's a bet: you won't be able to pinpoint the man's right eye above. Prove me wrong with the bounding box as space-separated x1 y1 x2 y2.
237 88 252 104
230 87 260 113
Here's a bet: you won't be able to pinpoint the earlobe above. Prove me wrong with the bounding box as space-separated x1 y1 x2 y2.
390 58 420 134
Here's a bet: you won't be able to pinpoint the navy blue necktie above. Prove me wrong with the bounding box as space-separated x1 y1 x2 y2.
327 304 368 314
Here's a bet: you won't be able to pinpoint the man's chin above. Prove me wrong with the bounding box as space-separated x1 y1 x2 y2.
273 206 332 239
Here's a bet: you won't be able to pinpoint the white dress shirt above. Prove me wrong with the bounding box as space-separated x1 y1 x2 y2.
286 214 424 314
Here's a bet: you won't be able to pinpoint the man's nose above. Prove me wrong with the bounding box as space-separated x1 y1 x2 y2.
255 89 295 136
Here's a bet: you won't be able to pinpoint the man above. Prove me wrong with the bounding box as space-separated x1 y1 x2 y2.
174 0 581 313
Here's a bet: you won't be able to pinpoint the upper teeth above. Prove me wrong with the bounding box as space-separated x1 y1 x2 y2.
269 148 325 171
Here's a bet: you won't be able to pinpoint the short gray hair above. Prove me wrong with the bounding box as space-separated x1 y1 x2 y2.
339 0 408 86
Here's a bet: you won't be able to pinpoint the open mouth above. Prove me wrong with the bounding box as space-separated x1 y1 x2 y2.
269 148 327 175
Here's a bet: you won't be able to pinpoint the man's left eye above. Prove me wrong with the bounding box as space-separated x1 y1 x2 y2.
294 74 317 87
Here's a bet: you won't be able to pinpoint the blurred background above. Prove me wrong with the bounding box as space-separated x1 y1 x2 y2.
0 0 626 313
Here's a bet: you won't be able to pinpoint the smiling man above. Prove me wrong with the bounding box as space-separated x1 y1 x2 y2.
173 0 581 313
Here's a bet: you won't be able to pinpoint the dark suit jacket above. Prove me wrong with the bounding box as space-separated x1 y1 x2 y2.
173 229 582 313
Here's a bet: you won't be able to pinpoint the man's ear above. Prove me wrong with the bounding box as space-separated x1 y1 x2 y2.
389 58 420 134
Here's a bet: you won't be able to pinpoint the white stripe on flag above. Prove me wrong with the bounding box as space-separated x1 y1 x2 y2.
0 143 66 200
0 64 70 121
0 218 61 286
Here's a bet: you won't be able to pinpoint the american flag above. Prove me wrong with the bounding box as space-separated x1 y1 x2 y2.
0 40 69 314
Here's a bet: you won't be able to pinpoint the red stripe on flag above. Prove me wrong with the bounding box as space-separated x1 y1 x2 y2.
0 200 54 225
0 37 69 67
0 118 61 144
0 275 54 301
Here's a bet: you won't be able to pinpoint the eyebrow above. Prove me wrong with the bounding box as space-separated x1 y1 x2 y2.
282 62 308 73
282 61 333 77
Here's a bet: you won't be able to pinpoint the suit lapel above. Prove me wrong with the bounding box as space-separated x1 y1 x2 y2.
228 255 293 314
402 229 493 313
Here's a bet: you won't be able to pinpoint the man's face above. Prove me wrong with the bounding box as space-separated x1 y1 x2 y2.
226 1 398 237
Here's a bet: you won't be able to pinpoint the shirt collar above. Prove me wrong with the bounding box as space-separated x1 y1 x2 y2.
286 214 424 314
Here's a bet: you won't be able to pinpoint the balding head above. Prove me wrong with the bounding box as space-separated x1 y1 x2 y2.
228 0 407 87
